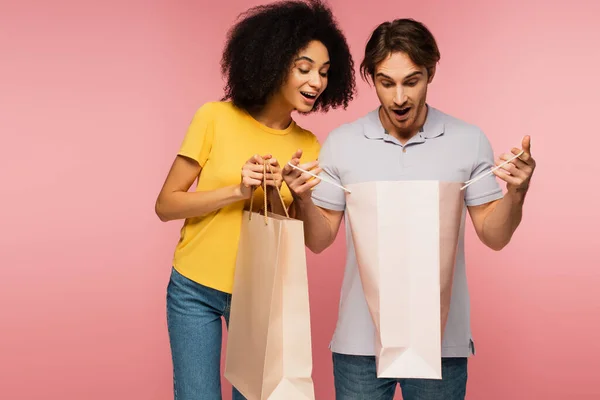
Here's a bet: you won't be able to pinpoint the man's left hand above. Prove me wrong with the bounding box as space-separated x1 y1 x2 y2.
492 135 536 194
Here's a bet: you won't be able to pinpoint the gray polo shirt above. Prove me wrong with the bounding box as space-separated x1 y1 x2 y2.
312 106 503 358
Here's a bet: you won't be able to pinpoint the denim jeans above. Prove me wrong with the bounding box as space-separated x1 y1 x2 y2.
333 352 468 400
166 267 246 400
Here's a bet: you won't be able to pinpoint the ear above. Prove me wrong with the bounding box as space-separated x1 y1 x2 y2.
427 65 436 83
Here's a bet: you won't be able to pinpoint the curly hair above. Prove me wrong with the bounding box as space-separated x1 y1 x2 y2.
220 0 355 113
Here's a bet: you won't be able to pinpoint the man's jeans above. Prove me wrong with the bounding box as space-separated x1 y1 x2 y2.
333 352 468 400
166 267 246 400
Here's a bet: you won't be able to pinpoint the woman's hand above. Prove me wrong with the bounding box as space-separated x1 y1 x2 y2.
239 154 267 199
282 149 322 201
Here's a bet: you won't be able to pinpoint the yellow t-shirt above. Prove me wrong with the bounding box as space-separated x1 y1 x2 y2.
172 101 321 293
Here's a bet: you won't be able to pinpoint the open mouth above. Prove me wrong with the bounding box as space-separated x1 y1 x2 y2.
301 91 317 101
392 107 411 117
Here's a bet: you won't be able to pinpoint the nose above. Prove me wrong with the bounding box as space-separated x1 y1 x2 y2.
394 86 407 105
308 72 323 91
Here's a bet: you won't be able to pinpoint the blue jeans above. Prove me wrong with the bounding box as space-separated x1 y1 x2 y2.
333 352 468 400
166 267 246 400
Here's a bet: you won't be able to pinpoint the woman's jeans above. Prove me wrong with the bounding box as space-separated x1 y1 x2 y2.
166 267 246 400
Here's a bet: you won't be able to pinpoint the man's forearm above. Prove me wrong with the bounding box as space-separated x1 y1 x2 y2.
481 190 526 250
290 198 337 254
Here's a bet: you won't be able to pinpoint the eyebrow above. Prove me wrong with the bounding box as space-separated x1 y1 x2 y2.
295 56 331 66
375 71 423 81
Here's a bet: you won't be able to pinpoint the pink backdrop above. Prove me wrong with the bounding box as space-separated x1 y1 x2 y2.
2 0 599 399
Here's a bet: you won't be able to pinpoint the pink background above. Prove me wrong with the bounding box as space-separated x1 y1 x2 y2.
2 0 599 399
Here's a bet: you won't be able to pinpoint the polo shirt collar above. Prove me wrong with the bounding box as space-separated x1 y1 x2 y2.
363 104 445 141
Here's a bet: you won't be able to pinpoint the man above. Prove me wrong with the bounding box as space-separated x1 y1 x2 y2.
282 18 536 399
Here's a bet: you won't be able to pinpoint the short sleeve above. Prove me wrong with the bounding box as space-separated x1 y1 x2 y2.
311 132 346 211
177 103 215 167
465 131 503 206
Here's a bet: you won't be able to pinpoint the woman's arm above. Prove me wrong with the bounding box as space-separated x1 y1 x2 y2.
155 154 266 222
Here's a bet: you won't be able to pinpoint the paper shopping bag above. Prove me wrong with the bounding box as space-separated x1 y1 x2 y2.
224 187 315 399
345 181 463 379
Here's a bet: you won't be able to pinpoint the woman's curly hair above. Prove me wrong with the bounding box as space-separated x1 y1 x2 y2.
220 0 355 113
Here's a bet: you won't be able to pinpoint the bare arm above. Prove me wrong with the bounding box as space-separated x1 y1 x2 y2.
155 154 266 222
283 149 343 253
468 193 524 251
291 198 343 253
468 136 535 250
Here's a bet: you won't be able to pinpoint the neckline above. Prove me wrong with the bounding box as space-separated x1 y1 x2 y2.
241 108 296 135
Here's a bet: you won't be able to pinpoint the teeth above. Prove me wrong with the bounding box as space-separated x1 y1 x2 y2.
301 92 316 98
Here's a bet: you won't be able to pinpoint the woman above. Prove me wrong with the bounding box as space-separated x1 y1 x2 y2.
154 0 355 398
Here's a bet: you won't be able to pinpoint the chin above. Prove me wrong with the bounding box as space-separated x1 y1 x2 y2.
295 104 315 113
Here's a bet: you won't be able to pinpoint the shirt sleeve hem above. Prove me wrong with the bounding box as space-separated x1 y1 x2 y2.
312 196 346 212
465 189 503 207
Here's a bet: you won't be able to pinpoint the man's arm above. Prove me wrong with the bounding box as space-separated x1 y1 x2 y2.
291 197 343 254
468 192 525 251
468 136 536 250
282 147 345 254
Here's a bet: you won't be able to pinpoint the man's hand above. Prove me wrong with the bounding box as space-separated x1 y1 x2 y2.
492 136 536 196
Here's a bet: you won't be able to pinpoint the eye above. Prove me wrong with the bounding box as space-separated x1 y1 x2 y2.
299 69 310 74
381 81 394 88
319 71 328 78
405 80 418 87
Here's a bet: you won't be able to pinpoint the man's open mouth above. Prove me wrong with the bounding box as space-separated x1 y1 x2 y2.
392 107 411 116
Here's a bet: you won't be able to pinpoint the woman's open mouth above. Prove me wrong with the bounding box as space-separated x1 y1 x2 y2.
301 91 318 103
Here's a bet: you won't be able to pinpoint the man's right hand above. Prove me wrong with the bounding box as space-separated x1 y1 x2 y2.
282 149 322 201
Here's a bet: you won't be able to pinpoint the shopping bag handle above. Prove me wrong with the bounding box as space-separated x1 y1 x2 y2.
286 162 352 193
249 162 289 224
460 150 524 191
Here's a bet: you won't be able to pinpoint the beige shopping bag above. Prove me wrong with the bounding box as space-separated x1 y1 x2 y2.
345 181 464 379
224 165 315 400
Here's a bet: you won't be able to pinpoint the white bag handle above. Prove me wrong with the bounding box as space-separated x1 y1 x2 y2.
286 162 352 193
288 149 524 194
460 150 524 191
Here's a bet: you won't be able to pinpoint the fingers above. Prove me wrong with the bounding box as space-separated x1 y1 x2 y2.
289 169 322 196
511 135 532 164
241 175 263 188
286 166 323 193
243 151 320 192
263 172 282 185
494 159 526 183
264 160 282 176
282 149 304 175
263 159 283 188
283 161 320 185
241 154 265 189
499 152 528 170
494 149 535 191
266 157 279 167
492 167 521 186
298 160 319 171
239 153 284 197
246 154 265 165
521 135 531 156
291 160 320 178
497 151 535 179
241 167 263 187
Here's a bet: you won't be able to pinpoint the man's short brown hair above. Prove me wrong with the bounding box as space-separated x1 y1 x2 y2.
360 19 440 82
